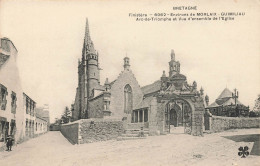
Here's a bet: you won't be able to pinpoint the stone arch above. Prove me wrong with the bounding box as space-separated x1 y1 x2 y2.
164 97 194 134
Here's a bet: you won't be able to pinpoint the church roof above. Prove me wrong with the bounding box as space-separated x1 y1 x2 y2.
141 80 161 95
217 88 233 99
207 88 244 108
134 96 154 110
207 101 219 108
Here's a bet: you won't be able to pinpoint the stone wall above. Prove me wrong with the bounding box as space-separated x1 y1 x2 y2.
149 97 162 136
211 116 260 132
79 118 124 144
60 122 79 144
88 95 104 118
60 118 124 144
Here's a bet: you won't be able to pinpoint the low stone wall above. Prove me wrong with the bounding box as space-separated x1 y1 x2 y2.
211 116 260 132
60 122 79 144
126 122 149 129
79 118 124 144
60 118 124 144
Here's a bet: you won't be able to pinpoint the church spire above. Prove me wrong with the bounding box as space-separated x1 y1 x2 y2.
171 49 175 60
84 18 91 42
83 18 95 55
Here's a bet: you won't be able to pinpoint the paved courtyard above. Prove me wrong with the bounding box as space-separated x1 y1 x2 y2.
0 129 260 166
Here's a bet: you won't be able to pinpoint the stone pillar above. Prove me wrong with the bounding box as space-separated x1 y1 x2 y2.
138 110 140 123
142 109 145 123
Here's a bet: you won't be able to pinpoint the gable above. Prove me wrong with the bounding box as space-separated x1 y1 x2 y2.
109 69 143 116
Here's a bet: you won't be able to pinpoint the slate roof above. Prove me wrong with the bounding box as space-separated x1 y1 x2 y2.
134 96 154 110
35 108 50 122
217 88 233 99
141 80 161 95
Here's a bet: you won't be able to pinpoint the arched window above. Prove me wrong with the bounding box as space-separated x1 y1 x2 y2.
124 84 133 114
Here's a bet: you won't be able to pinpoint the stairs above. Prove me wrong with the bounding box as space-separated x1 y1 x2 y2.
117 128 149 141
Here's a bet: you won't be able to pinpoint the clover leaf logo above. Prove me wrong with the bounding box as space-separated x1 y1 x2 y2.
238 146 249 158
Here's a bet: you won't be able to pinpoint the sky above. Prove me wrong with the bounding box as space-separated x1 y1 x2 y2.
0 0 259 123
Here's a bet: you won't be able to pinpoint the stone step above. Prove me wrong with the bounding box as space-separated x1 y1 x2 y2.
125 129 149 134
121 133 148 137
125 128 149 131
117 136 147 141
125 130 149 134
121 133 139 137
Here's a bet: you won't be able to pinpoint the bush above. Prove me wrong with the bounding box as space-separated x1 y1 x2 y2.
249 111 260 117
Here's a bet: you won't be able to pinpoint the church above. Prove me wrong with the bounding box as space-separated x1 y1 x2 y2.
72 19 205 136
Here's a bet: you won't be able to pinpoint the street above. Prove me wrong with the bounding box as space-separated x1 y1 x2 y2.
0 129 260 166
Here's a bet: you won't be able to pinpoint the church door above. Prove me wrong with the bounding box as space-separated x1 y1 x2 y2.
170 109 178 127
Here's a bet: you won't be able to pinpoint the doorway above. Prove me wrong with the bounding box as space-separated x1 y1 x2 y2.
170 109 178 127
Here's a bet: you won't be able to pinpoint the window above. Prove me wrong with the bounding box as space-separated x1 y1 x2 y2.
11 92 17 114
0 84 8 110
29 101 32 115
26 99 29 114
32 102 35 116
124 84 133 114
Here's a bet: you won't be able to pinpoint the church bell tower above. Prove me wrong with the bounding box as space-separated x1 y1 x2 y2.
83 19 100 98
169 49 180 77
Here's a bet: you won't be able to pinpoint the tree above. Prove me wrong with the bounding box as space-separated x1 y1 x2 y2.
61 106 71 123
253 94 260 112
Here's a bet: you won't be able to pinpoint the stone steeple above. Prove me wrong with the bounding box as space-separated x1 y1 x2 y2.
169 49 180 77
83 18 96 57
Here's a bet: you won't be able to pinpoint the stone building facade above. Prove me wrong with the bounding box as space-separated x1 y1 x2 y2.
0 38 48 150
35 116 48 136
0 38 24 149
23 93 36 139
72 19 205 136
